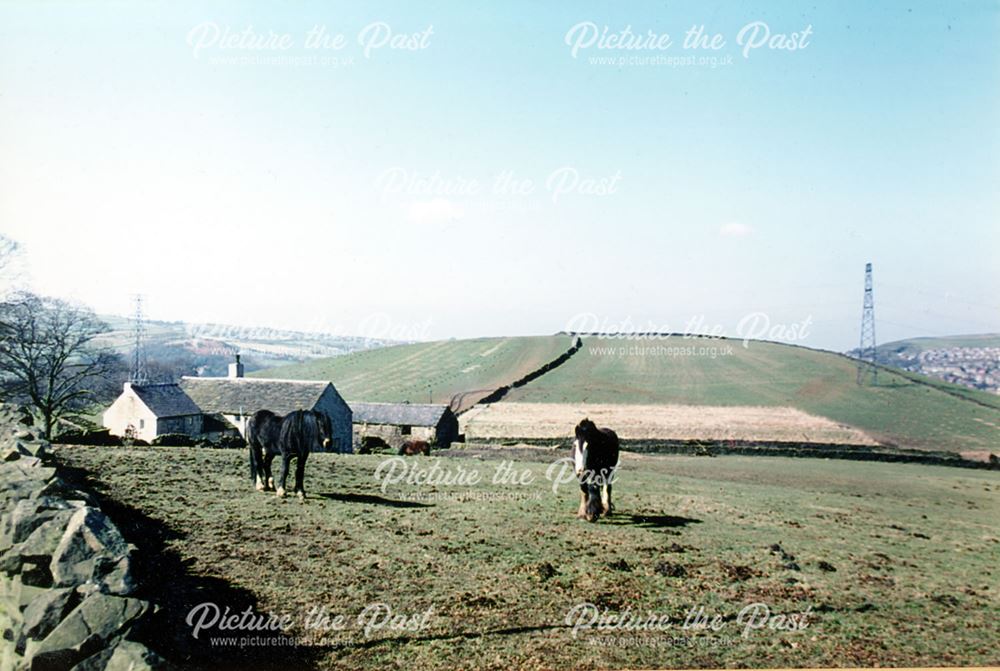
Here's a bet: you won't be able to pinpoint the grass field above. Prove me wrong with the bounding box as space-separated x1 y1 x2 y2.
254 336 576 410
500 337 1000 452
56 445 1000 670
461 403 878 445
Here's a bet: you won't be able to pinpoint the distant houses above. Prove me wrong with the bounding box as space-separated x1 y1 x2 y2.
102 356 459 451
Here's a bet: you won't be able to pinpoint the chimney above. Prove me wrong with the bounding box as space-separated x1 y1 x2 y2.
228 353 244 379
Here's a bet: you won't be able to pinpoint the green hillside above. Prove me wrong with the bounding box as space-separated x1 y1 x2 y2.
503 336 1000 452
258 334 999 453
253 335 576 410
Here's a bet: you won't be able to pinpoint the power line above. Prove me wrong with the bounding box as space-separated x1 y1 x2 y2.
129 295 148 385
857 263 877 385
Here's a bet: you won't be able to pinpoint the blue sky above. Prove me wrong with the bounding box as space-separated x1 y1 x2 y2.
1 0 997 350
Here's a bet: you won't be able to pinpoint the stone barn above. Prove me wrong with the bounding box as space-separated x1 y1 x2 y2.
102 361 353 452
350 402 459 451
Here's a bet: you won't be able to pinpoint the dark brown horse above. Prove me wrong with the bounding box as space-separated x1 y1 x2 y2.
573 418 620 522
398 439 430 456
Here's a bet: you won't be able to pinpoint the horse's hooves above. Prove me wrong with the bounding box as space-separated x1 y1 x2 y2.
268 478 275 489
276 487 286 498
296 491 305 500
254 481 265 492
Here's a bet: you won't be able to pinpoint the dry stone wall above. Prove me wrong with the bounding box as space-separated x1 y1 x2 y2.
0 405 165 671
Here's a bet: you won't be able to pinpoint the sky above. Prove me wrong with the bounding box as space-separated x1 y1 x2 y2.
1 0 998 351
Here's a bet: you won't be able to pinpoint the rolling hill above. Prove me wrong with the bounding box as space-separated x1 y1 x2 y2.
259 334 1000 453
252 335 578 411
878 333 1000 353
502 336 1000 452
95 315 396 377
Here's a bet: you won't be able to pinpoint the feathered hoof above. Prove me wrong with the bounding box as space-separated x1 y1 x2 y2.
276 487 286 498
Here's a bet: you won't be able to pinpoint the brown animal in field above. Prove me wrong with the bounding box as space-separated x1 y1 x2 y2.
398 440 430 456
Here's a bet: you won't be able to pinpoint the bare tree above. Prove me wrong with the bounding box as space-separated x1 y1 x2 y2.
0 293 123 438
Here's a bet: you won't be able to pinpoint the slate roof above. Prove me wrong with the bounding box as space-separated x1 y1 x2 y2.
349 402 451 427
130 384 202 418
178 377 332 416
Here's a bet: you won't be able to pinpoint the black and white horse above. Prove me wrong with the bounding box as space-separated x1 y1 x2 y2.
573 418 620 522
247 409 332 498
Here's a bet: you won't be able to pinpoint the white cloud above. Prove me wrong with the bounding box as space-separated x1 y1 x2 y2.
406 198 464 225
719 222 754 238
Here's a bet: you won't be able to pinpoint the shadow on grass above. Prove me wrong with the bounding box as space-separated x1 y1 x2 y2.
57 463 324 671
314 491 432 508
608 513 702 529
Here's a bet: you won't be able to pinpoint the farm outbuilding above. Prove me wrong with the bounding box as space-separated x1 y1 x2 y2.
102 362 353 451
350 402 459 451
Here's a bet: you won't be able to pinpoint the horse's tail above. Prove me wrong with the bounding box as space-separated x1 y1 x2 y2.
295 410 305 454
246 416 261 483
295 409 310 455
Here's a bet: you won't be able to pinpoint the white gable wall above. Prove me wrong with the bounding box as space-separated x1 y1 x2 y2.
102 388 159 443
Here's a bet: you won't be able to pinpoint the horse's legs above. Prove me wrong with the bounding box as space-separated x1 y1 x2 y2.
585 484 603 522
294 450 308 499
600 482 611 516
262 452 276 490
605 481 614 516
250 444 266 491
249 444 258 487
577 484 587 519
276 452 291 498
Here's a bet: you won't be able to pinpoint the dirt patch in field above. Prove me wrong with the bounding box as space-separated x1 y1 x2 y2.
461 402 878 445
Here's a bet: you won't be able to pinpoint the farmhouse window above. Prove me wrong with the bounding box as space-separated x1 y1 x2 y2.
139 419 145 429
401 425 412 435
